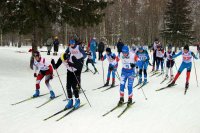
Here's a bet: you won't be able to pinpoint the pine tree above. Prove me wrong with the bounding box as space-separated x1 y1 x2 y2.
161 0 193 47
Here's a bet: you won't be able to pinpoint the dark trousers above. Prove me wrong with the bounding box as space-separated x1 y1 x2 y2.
66 70 81 98
98 51 103 60
152 51 157 70
86 59 96 70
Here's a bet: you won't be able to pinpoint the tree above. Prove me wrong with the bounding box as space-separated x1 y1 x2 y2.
161 0 193 47
0 0 108 68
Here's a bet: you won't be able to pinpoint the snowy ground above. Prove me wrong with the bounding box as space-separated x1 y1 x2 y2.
0 46 200 133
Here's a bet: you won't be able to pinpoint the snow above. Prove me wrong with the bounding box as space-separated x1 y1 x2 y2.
0 46 200 133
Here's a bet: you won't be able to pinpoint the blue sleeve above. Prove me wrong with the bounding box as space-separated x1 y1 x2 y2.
191 52 198 59
103 55 107 60
79 46 87 59
172 51 182 59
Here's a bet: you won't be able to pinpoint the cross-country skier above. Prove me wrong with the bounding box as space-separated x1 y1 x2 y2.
51 39 86 109
33 51 55 99
156 45 165 74
135 46 150 84
84 47 98 73
101 47 119 87
168 45 198 89
152 38 160 71
118 45 138 106
164 44 175 80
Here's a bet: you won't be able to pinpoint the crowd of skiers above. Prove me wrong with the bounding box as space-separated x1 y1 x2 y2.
32 37 199 109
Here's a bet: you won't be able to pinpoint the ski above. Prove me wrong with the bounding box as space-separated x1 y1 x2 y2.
160 78 168 84
102 102 128 117
11 93 49 106
156 84 177 91
137 82 149 90
167 79 173 84
133 83 141 88
150 72 159 77
101 85 119 92
117 102 136 118
36 94 63 108
92 85 109 91
156 73 163 77
44 108 69 121
56 104 86 121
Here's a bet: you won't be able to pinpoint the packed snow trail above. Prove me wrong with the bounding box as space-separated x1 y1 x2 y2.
0 46 200 133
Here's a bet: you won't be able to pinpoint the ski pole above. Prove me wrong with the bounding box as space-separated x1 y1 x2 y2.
116 70 121 81
140 87 148 100
70 67 92 107
102 61 105 84
193 58 199 87
55 69 68 100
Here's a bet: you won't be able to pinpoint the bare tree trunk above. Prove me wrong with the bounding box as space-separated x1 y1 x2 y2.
0 29 2 46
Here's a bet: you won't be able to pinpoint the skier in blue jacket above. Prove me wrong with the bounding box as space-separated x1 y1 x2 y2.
168 45 198 89
135 46 150 84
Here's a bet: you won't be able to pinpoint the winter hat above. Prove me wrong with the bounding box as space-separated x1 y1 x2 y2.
106 47 111 53
122 45 129 54
168 44 172 49
34 51 40 57
69 39 75 45
184 45 189 51
138 46 143 50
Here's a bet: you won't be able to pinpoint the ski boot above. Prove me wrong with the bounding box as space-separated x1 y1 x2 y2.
117 97 124 106
170 75 174 81
143 78 147 84
138 78 142 84
33 89 40 97
74 98 80 109
165 75 169 79
65 99 73 109
104 81 109 86
94 68 98 74
167 81 175 87
50 90 55 99
127 98 132 107
111 81 115 87
161 70 164 74
185 82 189 89
84 68 89 72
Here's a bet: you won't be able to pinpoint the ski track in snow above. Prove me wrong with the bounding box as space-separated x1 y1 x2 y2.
0 46 200 133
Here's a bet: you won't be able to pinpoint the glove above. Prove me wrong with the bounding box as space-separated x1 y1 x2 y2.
169 55 172 59
72 56 77 63
34 73 37 77
111 55 116 59
130 63 135 68
68 62 74 67
51 59 56 69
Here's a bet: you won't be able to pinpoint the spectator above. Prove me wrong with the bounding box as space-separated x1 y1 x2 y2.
116 39 124 57
53 36 59 56
90 37 97 63
98 41 105 60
